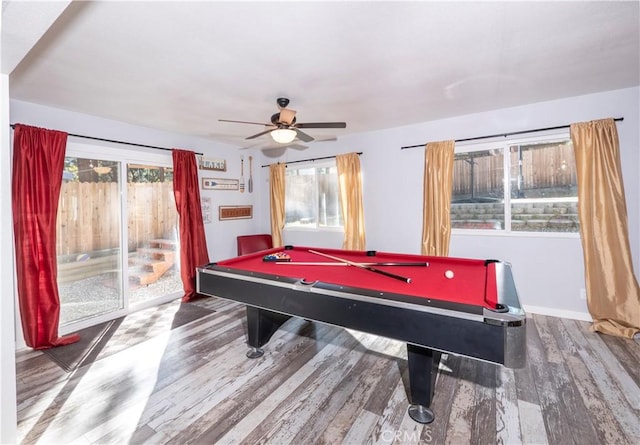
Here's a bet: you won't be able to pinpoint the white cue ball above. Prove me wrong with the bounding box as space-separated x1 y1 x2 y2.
444 270 454 279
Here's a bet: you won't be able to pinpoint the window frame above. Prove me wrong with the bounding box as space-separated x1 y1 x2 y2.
452 131 579 238
283 160 344 233
58 141 180 334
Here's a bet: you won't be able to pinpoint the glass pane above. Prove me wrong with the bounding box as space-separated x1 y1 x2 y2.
451 148 504 230
57 158 123 325
317 166 342 228
285 167 316 226
509 140 579 232
127 164 182 306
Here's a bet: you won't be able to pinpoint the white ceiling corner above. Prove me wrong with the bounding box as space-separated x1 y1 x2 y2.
1 0 72 74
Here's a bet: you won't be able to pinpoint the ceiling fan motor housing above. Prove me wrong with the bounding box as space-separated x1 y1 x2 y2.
276 97 290 108
271 113 296 126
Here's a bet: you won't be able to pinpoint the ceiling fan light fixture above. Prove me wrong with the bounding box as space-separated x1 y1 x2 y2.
271 128 297 144
93 166 111 175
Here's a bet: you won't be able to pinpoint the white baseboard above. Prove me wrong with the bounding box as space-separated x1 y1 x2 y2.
523 304 593 322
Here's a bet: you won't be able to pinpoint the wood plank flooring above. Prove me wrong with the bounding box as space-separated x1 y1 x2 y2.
15 297 640 444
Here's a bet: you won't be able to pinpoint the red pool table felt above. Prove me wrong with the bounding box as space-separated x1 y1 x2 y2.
216 246 499 309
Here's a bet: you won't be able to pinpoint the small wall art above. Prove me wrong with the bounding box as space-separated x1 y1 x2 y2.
219 205 253 221
199 157 227 171
201 197 212 224
202 178 239 191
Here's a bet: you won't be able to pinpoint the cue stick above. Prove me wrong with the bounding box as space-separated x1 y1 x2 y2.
275 261 429 267
308 249 412 283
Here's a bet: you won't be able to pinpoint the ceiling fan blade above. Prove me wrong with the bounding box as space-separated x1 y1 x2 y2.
261 147 288 158
279 108 296 125
287 143 309 151
219 119 271 126
294 128 314 143
295 122 347 129
262 142 308 151
246 128 275 140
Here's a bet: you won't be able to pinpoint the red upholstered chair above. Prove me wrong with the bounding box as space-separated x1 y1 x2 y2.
236 234 273 256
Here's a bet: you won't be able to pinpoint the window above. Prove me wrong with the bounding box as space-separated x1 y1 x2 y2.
451 136 578 233
285 163 343 229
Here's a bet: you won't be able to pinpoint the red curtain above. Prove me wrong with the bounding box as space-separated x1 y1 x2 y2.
12 124 80 349
172 149 210 301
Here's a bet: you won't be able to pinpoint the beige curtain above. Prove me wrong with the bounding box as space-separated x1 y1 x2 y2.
421 140 455 256
269 163 286 247
336 152 366 250
571 118 640 338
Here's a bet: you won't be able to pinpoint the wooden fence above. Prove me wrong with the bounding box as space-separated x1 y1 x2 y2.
452 143 577 197
452 151 505 197
56 182 177 257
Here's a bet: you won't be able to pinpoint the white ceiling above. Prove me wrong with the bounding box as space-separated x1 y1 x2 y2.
4 1 640 149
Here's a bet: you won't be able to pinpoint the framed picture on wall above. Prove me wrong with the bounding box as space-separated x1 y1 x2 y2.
219 205 253 221
202 178 239 190
201 197 212 224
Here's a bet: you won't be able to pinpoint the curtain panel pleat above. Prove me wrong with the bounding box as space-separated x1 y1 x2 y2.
269 163 286 247
336 152 366 250
421 140 455 257
12 124 80 349
172 149 210 302
571 118 640 338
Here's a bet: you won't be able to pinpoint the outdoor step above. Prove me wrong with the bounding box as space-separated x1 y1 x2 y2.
129 262 174 285
129 257 172 274
511 219 579 230
130 271 162 286
451 220 501 229
149 239 178 249
136 247 176 261
129 245 176 285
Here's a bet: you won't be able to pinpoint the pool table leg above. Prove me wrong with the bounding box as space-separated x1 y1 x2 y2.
407 344 442 424
245 306 292 359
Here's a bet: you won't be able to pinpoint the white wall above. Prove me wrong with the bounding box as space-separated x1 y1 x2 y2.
1 74 18 445
265 87 640 320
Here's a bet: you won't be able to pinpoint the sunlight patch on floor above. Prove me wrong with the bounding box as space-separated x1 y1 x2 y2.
30 331 174 444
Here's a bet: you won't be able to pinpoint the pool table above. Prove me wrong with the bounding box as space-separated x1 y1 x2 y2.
196 245 526 423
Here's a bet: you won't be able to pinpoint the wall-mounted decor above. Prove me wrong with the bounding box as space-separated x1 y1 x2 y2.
201 197 212 224
219 205 253 221
202 177 239 190
199 157 227 171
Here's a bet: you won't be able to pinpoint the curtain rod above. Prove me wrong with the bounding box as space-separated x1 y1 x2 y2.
261 152 363 168
400 117 624 150
9 123 204 156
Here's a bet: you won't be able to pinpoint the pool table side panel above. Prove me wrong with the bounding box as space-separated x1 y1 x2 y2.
198 271 513 366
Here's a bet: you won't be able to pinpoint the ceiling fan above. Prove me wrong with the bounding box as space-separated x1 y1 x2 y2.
219 97 346 144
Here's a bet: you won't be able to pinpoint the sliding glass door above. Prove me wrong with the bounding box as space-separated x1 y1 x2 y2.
56 145 182 330
127 163 182 306
57 157 124 325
